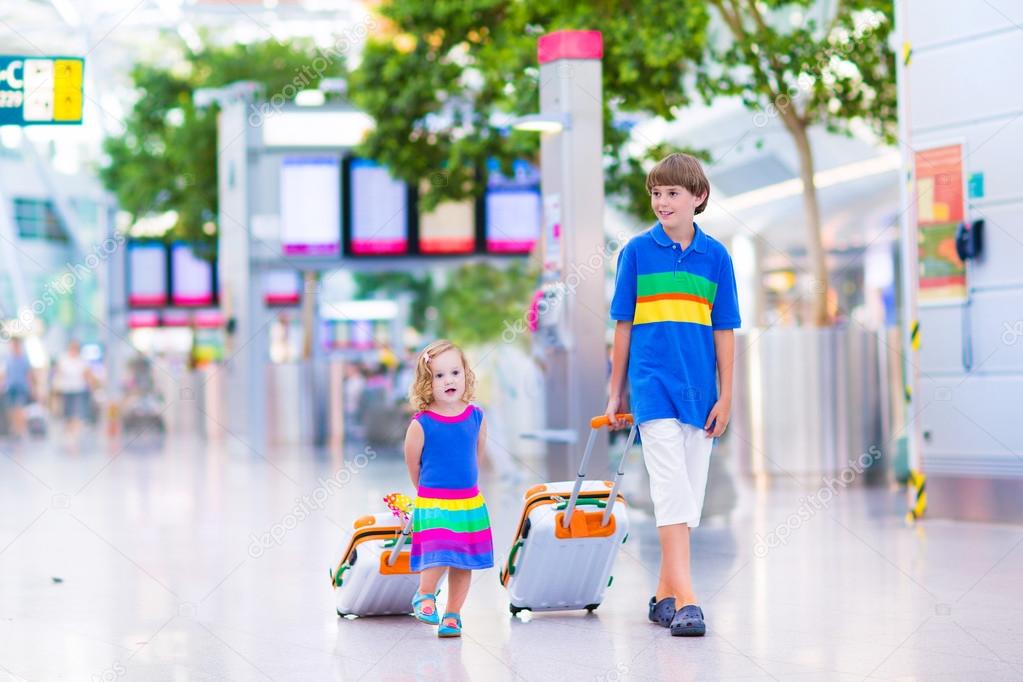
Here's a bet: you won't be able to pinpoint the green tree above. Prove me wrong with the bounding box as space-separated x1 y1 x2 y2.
100 39 341 245
351 0 896 325
348 0 709 214
435 261 537 346
353 271 435 332
699 0 896 324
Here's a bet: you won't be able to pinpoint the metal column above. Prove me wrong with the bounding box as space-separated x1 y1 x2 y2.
537 31 608 480
218 100 270 455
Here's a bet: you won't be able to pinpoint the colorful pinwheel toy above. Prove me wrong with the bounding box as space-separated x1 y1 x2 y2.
383 492 413 523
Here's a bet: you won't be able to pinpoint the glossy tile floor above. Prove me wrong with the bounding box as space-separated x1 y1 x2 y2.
1 428 1022 682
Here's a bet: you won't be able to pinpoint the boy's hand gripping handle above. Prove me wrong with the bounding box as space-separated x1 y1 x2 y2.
591 414 634 429
563 414 637 528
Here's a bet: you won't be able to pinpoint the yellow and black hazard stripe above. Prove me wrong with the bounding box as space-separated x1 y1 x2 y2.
904 320 920 402
905 469 927 522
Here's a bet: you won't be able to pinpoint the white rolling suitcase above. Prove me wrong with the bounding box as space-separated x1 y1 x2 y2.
331 511 420 617
500 414 637 615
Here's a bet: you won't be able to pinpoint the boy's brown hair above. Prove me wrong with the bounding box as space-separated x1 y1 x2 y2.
645 153 710 215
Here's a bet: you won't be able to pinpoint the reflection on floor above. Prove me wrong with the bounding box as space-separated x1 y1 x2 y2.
0 431 1021 681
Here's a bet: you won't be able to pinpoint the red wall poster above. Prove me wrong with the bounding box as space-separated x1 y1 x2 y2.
914 145 966 302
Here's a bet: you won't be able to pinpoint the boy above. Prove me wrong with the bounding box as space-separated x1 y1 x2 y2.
605 153 740 637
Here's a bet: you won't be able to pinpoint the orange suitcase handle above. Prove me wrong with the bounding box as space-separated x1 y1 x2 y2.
560 415 637 530
590 413 634 429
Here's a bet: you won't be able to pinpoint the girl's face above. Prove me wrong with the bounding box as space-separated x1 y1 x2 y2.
429 349 466 407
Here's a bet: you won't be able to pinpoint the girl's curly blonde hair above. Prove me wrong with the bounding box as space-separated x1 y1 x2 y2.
408 339 476 412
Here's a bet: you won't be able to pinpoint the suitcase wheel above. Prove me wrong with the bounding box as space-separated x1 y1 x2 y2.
509 604 529 616
584 603 600 613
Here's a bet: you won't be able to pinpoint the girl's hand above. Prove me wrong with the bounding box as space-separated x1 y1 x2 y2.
704 398 731 438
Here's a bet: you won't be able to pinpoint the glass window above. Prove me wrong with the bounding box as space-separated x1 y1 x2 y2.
13 198 69 241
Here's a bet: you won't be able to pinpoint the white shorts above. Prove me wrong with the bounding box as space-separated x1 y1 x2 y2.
639 419 715 528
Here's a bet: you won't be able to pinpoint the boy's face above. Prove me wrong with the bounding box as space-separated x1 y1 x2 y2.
429 348 466 408
650 185 706 230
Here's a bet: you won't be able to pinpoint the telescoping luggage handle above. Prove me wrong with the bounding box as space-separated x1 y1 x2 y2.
387 513 414 566
563 414 637 529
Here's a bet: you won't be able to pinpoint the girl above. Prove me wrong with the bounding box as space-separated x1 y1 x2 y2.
404 340 493 638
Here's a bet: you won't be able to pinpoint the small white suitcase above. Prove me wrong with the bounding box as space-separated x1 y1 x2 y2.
500 414 637 614
331 511 421 617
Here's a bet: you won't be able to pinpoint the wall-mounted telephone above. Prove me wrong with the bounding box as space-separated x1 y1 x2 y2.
956 218 984 372
955 219 984 261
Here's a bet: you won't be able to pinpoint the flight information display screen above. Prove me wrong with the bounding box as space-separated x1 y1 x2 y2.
127 241 167 307
485 159 541 254
419 186 476 254
263 270 301 306
280 156 341 256
348 158 409 255
170 242 215 306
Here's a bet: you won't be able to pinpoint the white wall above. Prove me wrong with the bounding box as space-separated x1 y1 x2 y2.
899 0 1023 480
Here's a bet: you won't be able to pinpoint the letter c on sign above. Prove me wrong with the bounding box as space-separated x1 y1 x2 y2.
0 60 23 89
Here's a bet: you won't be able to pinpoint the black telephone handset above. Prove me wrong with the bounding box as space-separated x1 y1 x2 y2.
956 218 984 372
955 219 984 261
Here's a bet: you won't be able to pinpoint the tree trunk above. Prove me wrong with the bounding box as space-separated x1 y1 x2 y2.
789 123 830 326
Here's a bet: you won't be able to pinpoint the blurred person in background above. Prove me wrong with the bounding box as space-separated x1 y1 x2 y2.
342 361 366 440
3 338 35 439
363 361 390 398
53 340 95 441
394 349 417 413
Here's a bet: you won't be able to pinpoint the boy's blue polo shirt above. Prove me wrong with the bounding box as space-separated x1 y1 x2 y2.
610 222 741 427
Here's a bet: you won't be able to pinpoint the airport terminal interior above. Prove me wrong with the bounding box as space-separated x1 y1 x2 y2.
1 1 1022 681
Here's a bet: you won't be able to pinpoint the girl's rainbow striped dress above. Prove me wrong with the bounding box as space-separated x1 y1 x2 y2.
410 404 494 571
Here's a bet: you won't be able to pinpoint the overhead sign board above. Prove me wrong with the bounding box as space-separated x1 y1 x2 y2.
0 56 85 125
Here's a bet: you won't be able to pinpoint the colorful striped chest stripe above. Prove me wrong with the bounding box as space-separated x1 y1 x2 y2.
634 271 717 326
